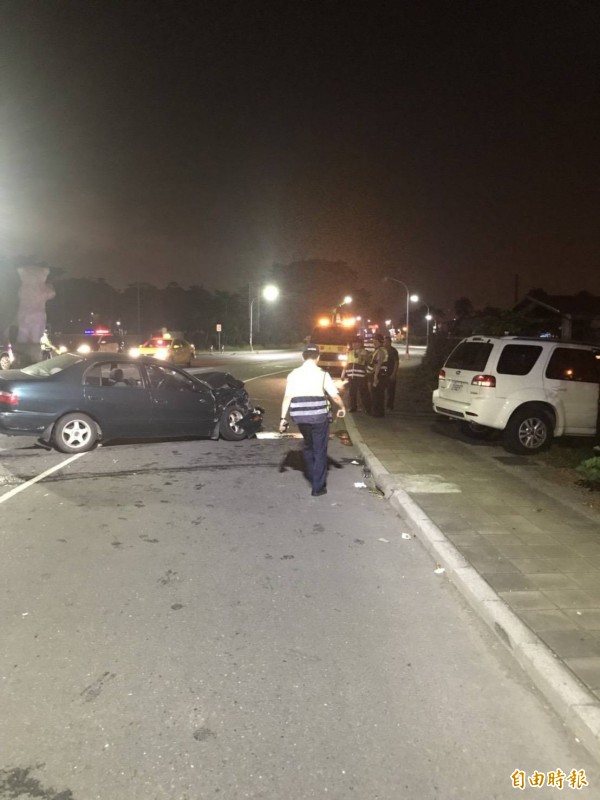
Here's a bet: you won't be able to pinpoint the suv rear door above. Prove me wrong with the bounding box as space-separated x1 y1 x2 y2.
438 340 494 404
544 347 600 434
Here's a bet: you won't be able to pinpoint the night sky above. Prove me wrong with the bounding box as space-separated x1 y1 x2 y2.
1 0 599 311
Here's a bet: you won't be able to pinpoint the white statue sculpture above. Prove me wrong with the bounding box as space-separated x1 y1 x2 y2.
16 266 56 344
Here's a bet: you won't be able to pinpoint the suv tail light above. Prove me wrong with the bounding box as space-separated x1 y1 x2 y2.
471 374 496 388
439 368 446 379
0 390 18 406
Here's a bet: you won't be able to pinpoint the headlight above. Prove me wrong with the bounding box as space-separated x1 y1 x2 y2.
58 345 68 354
155 348 169 359
337 354 347 361
129 347 140 358
77 344 91 354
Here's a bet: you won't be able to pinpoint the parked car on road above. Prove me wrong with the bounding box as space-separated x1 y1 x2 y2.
0 353 262 453
129 336 195 366
432 336 600 454
73 333 122 354
0 342 16 371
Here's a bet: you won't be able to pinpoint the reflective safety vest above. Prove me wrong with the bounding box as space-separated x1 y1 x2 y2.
367 345 389 375
40 333 54 352
290 395 329 425
345 349 368 379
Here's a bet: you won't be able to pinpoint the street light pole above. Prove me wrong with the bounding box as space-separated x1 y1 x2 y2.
249 283 279 351
249 295 256 351
385 278 418 360
424 305 432 349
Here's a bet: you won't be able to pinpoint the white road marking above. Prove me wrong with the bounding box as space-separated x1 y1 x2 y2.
256 431 303 439
395 474 461 493
243 368 290 383
0 452 87 505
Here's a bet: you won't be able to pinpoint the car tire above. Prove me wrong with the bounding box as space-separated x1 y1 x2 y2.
459 421 495 440
0 353 11 370
503 406 553 455
219 404 248 441
53 413 99 453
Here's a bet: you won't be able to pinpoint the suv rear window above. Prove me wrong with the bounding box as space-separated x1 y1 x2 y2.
445 342 492 371
497 345 542 375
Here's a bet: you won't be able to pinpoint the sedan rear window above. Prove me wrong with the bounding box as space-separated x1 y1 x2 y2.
445 342 493 371
22 353 83 376
497 345 542 375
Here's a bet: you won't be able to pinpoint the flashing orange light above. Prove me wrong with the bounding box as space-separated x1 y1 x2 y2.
341 317 356 328
318 318 331 327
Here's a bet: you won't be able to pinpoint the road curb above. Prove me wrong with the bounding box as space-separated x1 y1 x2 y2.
344 415 600 760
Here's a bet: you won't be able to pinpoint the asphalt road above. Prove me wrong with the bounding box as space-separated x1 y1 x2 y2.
1 350 599 799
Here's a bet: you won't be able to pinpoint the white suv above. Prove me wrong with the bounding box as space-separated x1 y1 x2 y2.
432 336 600 454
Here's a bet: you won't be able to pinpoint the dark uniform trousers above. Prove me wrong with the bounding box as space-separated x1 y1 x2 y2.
371 375 388 417
386 374 397 410
348 377 371 413
298 420 330 495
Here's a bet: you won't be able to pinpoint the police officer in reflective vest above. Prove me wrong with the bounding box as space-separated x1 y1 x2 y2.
342 336 371 414
369 333 389 417
279 344 346 497
40 328 57 360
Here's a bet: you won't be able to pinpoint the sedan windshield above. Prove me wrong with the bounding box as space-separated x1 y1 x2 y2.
22 353 83 377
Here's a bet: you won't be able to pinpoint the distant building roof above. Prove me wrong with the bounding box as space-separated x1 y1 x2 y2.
515 293 600 318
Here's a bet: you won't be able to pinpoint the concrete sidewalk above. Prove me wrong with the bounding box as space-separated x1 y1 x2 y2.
343 408 600 760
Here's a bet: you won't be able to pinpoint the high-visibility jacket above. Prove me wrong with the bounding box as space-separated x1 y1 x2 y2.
345 348 369 379
40 332 54 352
367 344 389 375
286 361 336 425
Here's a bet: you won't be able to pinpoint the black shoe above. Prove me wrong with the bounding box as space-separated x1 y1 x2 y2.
311 488 328 497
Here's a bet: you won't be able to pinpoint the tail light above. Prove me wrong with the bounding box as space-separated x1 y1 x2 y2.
0 390 18 406
471 374 496 388
439 368 446 379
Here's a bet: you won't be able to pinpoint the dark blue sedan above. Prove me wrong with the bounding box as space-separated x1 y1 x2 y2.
0 353 262 453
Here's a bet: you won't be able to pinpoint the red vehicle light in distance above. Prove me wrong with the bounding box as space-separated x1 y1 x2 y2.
471 374 496 387
84 328 111 336
0 390 18 406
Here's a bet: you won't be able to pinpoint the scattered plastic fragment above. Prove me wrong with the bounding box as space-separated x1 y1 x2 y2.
401 533 411 540
434 566 445 574
576 611 582 616
378 537 389 543
354 482 367 488
351 460 360 465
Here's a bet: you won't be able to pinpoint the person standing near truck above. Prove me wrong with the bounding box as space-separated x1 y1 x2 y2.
342 336 371 413
384 335 399 410
369 334 389 417
40 328 58 360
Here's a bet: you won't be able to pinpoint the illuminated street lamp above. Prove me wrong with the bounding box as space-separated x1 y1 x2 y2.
424 305 433 348
384 277 419 359
249 284 279 351
333 295 352 323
